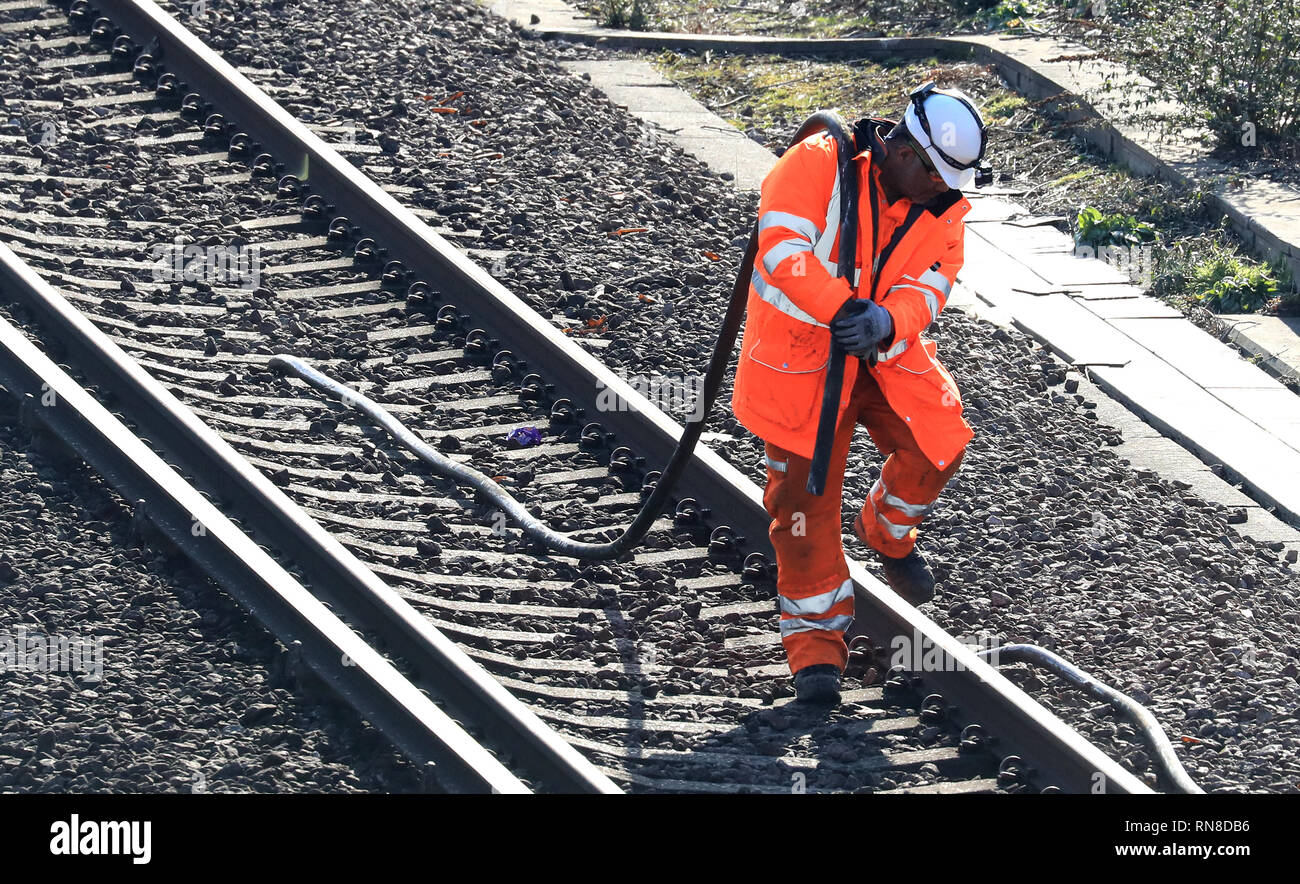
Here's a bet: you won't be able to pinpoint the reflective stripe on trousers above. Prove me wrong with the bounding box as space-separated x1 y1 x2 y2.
873 475 934 518
869 475 934 540
779 578 854 617
762 437 856 674
856 447 964 559
779 614 855 638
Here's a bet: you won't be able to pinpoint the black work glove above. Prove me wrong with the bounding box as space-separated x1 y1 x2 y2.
831 299 894 357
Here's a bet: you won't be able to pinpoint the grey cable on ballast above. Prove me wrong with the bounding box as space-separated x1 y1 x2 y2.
270 112 859 560
978 643 1204 794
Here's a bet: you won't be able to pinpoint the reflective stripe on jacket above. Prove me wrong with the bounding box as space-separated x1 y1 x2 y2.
731 123 974 470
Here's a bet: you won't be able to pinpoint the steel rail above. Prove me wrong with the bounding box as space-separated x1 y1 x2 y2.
0 240 618 793
0 244 525 794
64 0 1147 792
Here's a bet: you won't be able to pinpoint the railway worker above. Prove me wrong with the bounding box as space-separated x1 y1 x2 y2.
731 84 988 705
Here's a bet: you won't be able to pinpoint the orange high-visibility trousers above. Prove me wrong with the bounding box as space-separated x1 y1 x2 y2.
762 367 966 674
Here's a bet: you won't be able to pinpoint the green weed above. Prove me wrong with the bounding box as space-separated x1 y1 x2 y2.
1074 205 1157 248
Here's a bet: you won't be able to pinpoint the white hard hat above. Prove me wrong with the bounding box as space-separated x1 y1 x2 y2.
902 84 987 191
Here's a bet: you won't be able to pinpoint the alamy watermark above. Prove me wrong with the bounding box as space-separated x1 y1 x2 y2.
150 237 261 289
890 628 1002 671
49 815 150 864
0 627 104 680
595 369 706 421
1074 243 1156 288
33 119 58 146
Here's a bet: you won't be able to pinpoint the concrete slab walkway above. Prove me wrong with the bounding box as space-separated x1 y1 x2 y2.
1220 316 1300 386
560 58 777 191
958 212 1300 531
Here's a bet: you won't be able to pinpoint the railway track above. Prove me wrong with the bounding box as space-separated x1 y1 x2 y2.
0 311 429 794
0 0 1154 792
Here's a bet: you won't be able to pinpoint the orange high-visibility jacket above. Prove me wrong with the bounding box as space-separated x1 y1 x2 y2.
731 123 974 471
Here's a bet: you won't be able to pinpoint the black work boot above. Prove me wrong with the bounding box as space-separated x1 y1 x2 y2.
793 664 842 705
877 548 936 605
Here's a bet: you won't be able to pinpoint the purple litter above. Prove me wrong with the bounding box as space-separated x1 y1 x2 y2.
506 426 544 447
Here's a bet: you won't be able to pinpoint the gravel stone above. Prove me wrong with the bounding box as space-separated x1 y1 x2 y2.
0 0 1294 793
0 397 419 792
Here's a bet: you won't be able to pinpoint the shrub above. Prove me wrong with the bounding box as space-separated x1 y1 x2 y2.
1110 0 1300 145
1187 254 1280 314
1074 205 1157 248
979 0 1050 28
601 0 652 29
982 92 1027 121
600 0 627 28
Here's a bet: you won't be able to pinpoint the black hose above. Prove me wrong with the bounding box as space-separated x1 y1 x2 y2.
806 341 845 497
270 111 856 559
804 110 860 497
978 643 1205 794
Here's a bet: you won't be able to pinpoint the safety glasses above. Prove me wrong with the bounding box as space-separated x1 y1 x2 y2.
902 129 943 180
908 81 988 172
